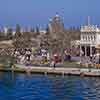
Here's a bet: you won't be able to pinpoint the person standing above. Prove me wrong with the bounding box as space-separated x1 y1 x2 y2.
99 55 100 64
52 53 59 68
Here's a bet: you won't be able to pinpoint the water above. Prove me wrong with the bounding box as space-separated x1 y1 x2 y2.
0 72 100 100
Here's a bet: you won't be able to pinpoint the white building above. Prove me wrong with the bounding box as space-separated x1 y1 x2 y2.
4 27 8 36
80 25 100 56
39 30 46 35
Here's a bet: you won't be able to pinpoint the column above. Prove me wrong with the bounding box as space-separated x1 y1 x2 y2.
90 45 92 56
80 45 82 63
80 45 82 57
85 45 87 57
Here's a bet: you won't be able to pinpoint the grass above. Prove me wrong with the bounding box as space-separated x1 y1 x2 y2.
61 61 94 68
0 55 16 68
61 61 81 68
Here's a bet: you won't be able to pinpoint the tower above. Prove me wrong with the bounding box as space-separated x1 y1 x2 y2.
48 14 64 39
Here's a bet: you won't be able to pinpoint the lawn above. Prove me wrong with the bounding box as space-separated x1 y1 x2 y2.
0 55 16 68
61 61 94 68
61 61 81 68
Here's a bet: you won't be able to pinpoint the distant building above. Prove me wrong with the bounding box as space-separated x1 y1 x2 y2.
39 30 46 35
48 14 64 38
80 24 100 56
12 28 16 36
3 27 8 36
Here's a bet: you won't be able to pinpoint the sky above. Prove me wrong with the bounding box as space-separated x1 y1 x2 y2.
0 0 100 28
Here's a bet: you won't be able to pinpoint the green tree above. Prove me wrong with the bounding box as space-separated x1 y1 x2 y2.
30 27 34 33
22 32 32 48
15 24 21 38
0 30 5 41
7 28 13 40
36 26 40 36
30 27 37 38
13 24 22 48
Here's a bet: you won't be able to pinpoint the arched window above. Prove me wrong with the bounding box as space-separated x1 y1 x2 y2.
85 35 87 41
82 35 84 40
94 35 96 40
91 35 93 40
88 35 90 41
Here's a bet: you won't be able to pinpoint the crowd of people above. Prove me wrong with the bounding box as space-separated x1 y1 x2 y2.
0 47 72 67
13 48 32 65
80 54 100 66
1 46 100 68
13 48 65 67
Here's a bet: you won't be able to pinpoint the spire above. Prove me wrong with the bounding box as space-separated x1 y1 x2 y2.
49 18 52 22
55 12 59 17
87 16 90 26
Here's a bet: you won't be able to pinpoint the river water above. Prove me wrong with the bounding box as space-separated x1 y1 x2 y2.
0 72 100 100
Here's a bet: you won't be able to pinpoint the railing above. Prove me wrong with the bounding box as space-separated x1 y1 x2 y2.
81 25 98 32
80 40 96 45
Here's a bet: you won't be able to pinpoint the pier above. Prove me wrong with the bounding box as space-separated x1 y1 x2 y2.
0 64 100 77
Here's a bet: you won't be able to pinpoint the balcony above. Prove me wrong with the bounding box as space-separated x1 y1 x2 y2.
81 25 99 32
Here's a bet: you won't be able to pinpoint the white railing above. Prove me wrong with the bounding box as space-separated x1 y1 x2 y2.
80 40 96 45
81 25 98 32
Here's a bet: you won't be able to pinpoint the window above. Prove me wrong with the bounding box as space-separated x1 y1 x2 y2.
85 35 88 41
94 35 96 40
91 35 93 40
88 35 90 41
82 35 84 40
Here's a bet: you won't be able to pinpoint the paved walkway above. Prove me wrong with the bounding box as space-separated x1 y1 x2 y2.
13 64 100 77
0 63 100 77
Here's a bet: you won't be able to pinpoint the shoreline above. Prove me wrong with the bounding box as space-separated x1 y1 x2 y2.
0 64 100 77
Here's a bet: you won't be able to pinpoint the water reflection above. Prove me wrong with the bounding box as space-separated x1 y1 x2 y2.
0 72 100 100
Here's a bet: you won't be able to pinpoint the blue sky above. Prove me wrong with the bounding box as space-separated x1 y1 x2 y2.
0 0 100 27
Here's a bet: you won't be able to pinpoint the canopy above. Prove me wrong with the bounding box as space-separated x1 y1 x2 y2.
95 45 100 49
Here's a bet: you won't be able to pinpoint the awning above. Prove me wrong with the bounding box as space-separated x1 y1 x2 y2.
95 45 100 49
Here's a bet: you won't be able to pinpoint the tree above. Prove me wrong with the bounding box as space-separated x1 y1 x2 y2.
0 30 5 41
43 26 80 58
30 27 37 38
7 28 13 40
46 25 50 35
15 24 21 38
36 26 40 36
13 24 22 48
30 27 34 33
22 32 32 48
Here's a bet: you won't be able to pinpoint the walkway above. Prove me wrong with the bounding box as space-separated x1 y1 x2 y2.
0 64 100 77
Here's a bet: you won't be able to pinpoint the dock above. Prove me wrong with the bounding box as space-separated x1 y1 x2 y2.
0 64 100 77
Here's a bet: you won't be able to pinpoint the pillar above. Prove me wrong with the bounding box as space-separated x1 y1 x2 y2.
80 45 82 63
90 46 92 56
85 45 87 57
80 45 82 57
